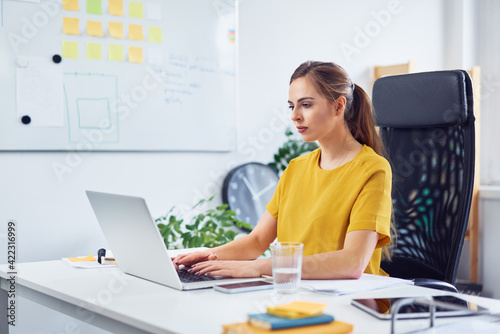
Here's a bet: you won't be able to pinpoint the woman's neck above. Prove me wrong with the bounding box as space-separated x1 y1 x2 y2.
318 133 363 170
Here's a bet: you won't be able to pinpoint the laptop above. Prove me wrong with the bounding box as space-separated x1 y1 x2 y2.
86 190 263 290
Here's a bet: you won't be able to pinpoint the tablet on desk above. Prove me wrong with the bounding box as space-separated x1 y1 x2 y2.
351 295 488 320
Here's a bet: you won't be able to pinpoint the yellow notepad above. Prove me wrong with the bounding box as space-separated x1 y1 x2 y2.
267 301 328 319
222 320 353 334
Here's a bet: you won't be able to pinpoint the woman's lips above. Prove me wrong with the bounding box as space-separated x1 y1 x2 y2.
297 126 308 133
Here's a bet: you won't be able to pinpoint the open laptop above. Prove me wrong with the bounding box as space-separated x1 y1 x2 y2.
86 190 263 290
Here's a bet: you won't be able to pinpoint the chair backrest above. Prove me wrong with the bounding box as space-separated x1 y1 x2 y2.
373 70 475 285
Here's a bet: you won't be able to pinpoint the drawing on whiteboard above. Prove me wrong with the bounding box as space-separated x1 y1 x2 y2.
64 73 119 145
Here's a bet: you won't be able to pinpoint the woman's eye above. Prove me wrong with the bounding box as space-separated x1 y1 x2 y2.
288 105 294 111
302 103 311 108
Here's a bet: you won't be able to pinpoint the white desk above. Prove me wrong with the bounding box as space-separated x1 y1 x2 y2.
2 261 500 334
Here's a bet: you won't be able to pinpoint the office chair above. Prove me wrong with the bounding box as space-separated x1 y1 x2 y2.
372 70 475 292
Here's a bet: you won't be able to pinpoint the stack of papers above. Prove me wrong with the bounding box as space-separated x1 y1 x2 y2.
302 274 413 295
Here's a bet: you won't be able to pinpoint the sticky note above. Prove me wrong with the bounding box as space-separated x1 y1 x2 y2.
108 44 124 61
148 26 162 43
147 48 162 65
87 20 104 37
87 0 102 15
62 41 79 59
108 21 124 39
128 24 143 41
86 43 102 60
63 17 80 35
67 254 96 262
109 0 124 16
129 1 144 18
63 0 79 11
128 46 143 63
146 3 162 21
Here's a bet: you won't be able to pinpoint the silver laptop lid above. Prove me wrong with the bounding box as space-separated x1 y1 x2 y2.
86 191 183 290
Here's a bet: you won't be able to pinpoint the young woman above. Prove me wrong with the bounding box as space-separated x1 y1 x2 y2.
173 61 393 279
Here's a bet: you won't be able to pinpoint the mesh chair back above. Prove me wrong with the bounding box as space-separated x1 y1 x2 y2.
373 70 475 285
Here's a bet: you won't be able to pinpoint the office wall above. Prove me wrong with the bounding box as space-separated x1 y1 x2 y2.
0 0 449 332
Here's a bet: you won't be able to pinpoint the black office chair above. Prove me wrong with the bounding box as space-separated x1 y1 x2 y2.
372 70 475 292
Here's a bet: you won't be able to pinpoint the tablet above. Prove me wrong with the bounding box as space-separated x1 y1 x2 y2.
351 295 488 320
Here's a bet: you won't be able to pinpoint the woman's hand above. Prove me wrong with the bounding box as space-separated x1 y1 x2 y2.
172 249 217 270
187 259 268 278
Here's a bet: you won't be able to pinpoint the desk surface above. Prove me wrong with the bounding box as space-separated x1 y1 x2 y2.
2 261 500 334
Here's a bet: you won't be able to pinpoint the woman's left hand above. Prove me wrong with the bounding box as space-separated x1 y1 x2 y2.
187 259 267 278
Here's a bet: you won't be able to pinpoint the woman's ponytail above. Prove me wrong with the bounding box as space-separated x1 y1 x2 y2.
345 84 386 158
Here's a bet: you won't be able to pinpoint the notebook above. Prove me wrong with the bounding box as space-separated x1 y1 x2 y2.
86 190 263 290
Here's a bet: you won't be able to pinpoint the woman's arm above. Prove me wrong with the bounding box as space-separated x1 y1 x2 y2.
173 210 277 268
301 229 379 279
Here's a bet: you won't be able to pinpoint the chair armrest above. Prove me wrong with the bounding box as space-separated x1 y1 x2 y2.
412 278 458 293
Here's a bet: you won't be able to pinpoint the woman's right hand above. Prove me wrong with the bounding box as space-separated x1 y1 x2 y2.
172 249 217 270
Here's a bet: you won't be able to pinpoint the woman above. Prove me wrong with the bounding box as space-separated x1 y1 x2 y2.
173 61 393 279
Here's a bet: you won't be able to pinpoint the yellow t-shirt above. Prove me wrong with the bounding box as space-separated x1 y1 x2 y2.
266 145 392 276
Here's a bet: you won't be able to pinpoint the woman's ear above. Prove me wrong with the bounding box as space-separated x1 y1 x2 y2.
335 96 347 116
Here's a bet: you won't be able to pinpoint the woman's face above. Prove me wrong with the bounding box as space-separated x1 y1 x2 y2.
288 76 344 143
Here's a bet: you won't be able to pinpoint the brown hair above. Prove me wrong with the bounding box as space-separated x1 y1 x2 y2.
290 61 395 261
290 61 386 157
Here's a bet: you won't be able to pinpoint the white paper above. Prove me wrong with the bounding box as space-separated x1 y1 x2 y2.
17 57 63 127
301 274 413 295
412 320 500 334
62 257 117 269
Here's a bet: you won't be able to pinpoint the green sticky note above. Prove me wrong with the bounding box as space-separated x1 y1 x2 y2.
108 44 124 61
62 41 79 59
129 2 144 18
87 0 102 15
86 42 102 60
148 26 162 43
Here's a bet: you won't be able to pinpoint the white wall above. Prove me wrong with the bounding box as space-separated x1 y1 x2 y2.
0 0 451 332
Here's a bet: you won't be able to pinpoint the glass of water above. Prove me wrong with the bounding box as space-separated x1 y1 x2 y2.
271 242 303 294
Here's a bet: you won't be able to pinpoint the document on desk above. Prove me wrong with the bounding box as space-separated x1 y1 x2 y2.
302 274 413 295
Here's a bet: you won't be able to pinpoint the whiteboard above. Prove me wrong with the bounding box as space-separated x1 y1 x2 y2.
0 0 236 151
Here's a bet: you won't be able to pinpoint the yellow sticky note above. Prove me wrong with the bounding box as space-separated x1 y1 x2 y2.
128 46 143 63
129 1 144 18
108 44 124 61
67 254 96 262
87 20 104 37
148 26 162 43
109 0 124 16
62 41 79 59
63 17 80 35
267 301 328 319
63 0 79 11
128 24 143 41
108 21 124 39
86 43 102 60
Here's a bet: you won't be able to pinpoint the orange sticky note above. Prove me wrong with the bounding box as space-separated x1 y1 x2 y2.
148 26 162 43
63 17 80 35
63 0 79 11
109 44 124 61
128 46 143 63
128 24 143 41
62 41 79 59
67 254 96 262
87 20 104 37
108 21 124 39
109 0 124 16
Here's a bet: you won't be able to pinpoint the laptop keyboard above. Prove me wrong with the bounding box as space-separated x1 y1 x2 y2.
177 269 218 283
